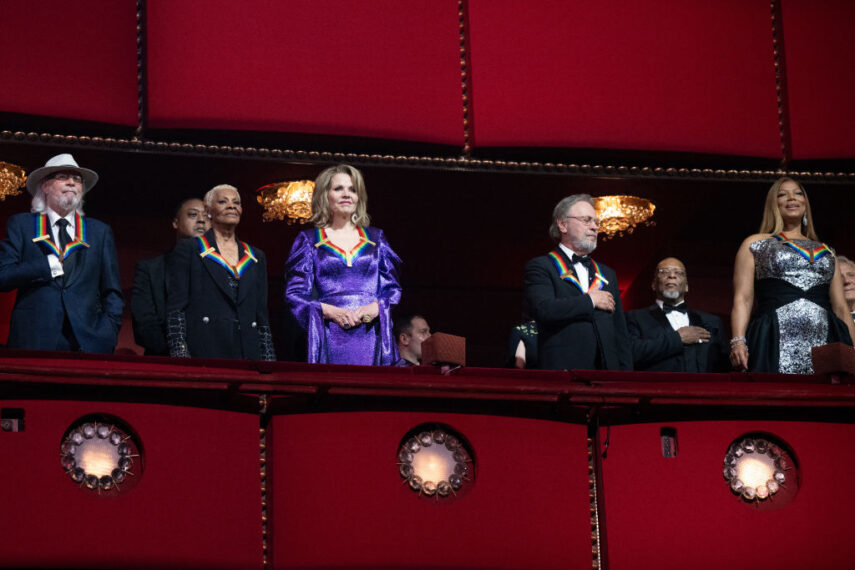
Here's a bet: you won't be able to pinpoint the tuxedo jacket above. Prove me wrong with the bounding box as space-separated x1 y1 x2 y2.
0 212 123 353
131 253 169 355
524 249 632 371
626 304 726 373
166 230 270 359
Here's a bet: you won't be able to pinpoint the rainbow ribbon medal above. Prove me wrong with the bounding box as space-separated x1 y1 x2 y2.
31 212 89 259
197 235 257 278
774 233 830 264
314 227 375 267
547 249 608 293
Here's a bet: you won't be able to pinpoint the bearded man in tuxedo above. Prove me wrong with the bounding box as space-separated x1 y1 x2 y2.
524 194 631 371
626 257 725 373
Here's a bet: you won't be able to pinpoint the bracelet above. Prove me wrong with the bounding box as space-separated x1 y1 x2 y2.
730 336 747 346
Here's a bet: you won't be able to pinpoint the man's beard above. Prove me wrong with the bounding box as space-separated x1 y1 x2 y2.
56 193 81 212
662 289 681 301
572 235 597 255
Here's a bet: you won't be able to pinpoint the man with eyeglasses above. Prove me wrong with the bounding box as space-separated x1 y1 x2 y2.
625 257 725 373
0 154 123 353
524 194 632 371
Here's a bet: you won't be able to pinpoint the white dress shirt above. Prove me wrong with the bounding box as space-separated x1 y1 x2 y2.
559 243 595 307
45 208 76 278
656 299 689 330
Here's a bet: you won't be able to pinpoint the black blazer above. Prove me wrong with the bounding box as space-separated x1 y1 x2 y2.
524 249 632 371
131 253 169 356
167 230 271 360
626 304 726 373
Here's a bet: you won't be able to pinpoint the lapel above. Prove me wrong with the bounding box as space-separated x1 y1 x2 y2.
31 212 89 287
550 247 584 295
687 309 703 328
649 304 672 331
196 230 257 306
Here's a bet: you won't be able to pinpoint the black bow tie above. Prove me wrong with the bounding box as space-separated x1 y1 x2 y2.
571 254 594 271
662 303 687 314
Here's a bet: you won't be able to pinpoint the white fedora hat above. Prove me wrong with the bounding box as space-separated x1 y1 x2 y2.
26 153 98 195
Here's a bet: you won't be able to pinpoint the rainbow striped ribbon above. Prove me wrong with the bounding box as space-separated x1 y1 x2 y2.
31 212 88 259
547 249 608 293
197 235 257 279
774 233 830 264
314 227 375 267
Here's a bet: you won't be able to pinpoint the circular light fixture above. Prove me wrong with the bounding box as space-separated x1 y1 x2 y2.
60 416 142 494
723 433 798 507
398 425 473 499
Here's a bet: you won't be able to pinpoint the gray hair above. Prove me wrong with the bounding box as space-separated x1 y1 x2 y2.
838 255 855 270
548 194 593 240
204 184 239 209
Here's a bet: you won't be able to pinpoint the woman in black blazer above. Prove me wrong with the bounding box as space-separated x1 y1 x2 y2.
167 184 275 360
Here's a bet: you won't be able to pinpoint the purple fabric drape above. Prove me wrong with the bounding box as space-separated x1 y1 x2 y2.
285 227 402 365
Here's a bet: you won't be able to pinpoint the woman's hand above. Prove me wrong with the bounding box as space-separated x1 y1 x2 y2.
355 301 379 324
322 303 361 329
730 340 749 371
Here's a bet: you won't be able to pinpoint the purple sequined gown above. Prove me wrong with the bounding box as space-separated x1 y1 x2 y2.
286 226 402 365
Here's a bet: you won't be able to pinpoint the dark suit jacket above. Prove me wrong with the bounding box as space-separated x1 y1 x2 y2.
166 230 270 359
626 304 726 373
0 212 123 353
131 253 169 355
524 249 632 371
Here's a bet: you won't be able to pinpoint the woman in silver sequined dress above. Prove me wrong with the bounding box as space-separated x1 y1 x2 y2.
730 177 855 373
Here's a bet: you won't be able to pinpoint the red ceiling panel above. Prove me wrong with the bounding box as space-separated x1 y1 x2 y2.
782 0 855 159
468 0 781 157
0 0 138 126
146 0 465 145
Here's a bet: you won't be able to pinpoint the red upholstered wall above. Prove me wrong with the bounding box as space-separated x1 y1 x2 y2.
270 412 592 569
146 0 465 145
0 400 261 568
467 0 781 156
782 0 855 159
0 0 138 126
602 421 855 569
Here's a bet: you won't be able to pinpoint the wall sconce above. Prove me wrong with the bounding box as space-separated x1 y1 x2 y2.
0 162 26 201
256 180 314 224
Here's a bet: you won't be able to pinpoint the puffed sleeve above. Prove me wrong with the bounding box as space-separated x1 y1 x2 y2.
285 230 324 363
375 228 402 364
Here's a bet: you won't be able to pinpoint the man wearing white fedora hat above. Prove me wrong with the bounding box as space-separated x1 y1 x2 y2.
0 153 123 353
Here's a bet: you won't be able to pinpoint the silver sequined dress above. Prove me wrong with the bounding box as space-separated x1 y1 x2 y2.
750 237 835 374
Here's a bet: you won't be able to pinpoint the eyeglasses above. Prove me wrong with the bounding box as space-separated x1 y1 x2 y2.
566 215 600 227
50 172 83 184
657 268 686 278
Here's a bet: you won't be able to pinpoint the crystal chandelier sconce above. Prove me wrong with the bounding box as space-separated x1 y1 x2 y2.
592 195 655 240
0 161 26 201
256 180 315 224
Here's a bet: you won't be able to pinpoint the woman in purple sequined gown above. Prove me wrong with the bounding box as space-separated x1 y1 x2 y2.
730 177 854 374
285 164 402 365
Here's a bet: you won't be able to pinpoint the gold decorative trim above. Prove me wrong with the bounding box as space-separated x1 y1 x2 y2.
135 0 147 141
587 435 602 570
458 0 472 156
2 129 853 182
259 394 269 568
770 0 790 168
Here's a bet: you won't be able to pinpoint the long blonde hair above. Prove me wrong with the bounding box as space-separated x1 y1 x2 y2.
758 177 818 241
310 164 371 228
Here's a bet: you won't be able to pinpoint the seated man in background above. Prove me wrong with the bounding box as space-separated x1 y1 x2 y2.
626 257 725 373
131 198 208 355
393 314 431 366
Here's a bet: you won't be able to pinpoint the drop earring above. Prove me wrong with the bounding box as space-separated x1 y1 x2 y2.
802 213 807 226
